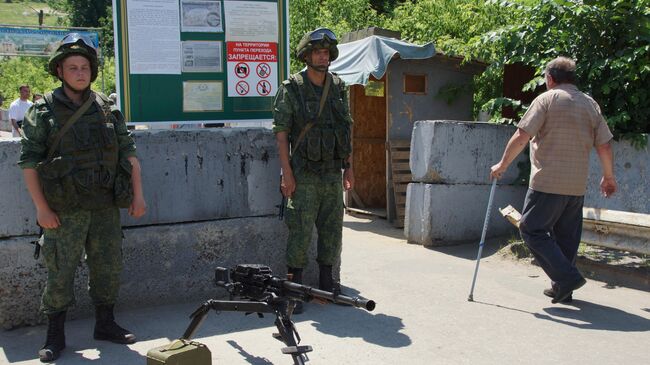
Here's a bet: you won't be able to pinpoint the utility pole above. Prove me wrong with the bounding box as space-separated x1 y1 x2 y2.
28 6 44 28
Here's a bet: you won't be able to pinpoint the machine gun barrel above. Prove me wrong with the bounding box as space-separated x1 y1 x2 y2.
278 278 376 311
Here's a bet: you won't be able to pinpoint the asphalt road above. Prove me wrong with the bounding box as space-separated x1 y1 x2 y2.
1 215 648 364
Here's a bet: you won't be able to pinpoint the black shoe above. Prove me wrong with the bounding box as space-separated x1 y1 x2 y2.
543 288 572 303
552 277 586 304
319 265 352 307
94 305 136 344
39 311 66 362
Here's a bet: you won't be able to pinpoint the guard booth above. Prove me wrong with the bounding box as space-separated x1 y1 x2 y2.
330 28 486 227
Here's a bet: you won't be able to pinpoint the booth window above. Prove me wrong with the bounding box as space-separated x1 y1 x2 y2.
404 74 426 94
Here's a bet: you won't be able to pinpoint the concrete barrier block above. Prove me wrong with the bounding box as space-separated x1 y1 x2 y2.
0 216 330 329
405 183 526 246
0 128 282 238
410 120 527 185
585 140 650 214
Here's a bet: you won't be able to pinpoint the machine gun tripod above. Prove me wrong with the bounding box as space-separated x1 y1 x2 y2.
180 264 376 365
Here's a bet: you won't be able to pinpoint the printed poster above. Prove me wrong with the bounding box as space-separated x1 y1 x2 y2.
226 41 277 97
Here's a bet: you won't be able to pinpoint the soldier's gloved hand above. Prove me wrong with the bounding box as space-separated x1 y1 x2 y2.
281 172 296 198
37 207 60 229
129 196 147 218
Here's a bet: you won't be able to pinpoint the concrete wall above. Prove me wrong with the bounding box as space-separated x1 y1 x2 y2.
405 120 649 246
0 129 280 237
0 217 326 329
585 140 649 214
0 129 332 329
405 120 526 245
405 183 525 245
410 120 527 184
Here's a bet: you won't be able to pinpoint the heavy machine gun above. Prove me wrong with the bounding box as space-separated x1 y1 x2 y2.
181 264 376 365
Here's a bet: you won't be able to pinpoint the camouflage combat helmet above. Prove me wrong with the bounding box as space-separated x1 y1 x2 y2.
48 33 99 82
296 28 339 62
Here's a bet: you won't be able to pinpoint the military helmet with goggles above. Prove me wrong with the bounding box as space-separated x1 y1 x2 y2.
48 33 99 82
296 28 339 62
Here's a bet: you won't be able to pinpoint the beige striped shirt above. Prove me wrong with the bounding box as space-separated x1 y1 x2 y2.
517 84 613 196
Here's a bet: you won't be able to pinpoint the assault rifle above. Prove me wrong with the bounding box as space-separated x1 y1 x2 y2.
182 264 376 365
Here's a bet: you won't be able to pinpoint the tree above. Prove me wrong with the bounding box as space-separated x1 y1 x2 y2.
381 0 521 116
480 0 650 145
288 0 381 73
0 57 59 102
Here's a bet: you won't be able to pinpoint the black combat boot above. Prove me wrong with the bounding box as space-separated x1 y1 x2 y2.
287 267 304 315
93 304 136 344
39 311 66 362
319 265 351 306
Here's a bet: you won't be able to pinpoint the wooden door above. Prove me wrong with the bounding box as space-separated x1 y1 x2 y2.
349 75 387 210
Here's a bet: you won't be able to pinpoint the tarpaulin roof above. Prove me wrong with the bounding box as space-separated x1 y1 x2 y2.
328 36 436 86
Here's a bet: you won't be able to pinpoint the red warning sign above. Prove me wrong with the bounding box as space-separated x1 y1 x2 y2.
227 42 278 97
227 42 278 62
235 62 249 78
256 63 271 78
257 80 272 96
236 81 250 95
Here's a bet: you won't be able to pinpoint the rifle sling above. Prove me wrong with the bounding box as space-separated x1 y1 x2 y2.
290 73 332 156
46 94 95 161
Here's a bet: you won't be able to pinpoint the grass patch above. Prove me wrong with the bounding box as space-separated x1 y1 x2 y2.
0 1 64 27
499 234 533 260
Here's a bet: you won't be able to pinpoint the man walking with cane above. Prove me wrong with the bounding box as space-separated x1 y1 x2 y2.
490 56 617 304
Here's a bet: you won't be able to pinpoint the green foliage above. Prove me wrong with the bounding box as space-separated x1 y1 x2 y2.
0 55 115 102
381 0 521 116
0 57 59 102
480 0 650 144
383 0 519 54
98 3 114 57
288 0 381 73
51 0 109 27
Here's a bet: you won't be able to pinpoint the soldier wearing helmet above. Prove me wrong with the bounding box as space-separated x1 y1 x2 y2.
18 33 147 362
273 28 354 313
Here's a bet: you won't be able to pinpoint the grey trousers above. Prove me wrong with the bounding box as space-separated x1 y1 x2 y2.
519 189 584 285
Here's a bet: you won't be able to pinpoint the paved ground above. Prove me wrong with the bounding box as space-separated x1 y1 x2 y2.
1 215 649 364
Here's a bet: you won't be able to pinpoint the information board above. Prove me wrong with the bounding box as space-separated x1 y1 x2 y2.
113 0 289 124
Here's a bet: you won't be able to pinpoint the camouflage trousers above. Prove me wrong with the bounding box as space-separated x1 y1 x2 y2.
285 181 343 268
41 207 123 315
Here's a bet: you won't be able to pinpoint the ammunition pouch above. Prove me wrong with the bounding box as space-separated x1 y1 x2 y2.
113 158 133 208
305 127 322 161
334 126 351 158
301 125 349 162
37 156 78 211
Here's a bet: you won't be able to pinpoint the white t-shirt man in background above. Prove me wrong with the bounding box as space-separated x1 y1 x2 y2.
9 85 33 138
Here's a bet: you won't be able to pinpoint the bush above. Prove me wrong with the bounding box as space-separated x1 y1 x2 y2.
479 0 650 146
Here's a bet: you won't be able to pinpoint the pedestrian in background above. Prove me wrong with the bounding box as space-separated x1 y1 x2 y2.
490 56 617 304
9 84 33 137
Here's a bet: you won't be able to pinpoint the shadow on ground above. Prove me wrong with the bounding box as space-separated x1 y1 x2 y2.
473 299 650 332
343 216 406 240
427 236 507 261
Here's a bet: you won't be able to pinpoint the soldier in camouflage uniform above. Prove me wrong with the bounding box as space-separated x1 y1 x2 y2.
18 33 146 362
273 28 354 313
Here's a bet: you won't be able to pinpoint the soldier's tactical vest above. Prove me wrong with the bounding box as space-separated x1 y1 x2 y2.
36 91 128 211
285 72 352 174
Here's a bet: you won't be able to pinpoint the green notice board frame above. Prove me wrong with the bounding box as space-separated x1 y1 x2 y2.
113 0 289 124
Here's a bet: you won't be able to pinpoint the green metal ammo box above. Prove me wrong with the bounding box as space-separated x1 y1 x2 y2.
146 339 211 365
